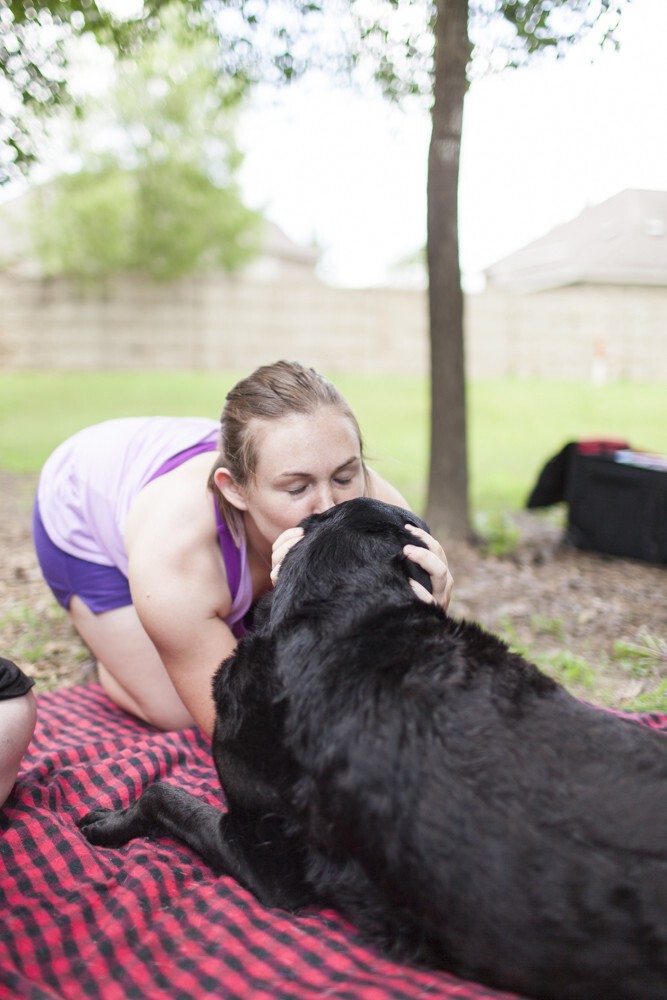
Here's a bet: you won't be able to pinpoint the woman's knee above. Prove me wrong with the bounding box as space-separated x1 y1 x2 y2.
68 599 194 731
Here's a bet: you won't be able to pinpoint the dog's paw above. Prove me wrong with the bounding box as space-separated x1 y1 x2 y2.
78 807 132 848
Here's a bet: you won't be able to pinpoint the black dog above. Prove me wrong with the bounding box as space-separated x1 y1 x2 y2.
80 497 667 1000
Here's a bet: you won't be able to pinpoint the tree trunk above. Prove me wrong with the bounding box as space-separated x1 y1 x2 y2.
425 0 471 541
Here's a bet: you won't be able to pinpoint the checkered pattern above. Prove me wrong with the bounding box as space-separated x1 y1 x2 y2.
2 685 665 999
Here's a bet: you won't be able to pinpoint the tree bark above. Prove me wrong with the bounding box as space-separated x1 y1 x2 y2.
425 0 471 541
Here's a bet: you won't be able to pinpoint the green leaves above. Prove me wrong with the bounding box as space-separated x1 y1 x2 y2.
2 0 136 182
26 4 262 281
1 0 630 183
30 167 135 279
471 0 627 73
29 164 262 282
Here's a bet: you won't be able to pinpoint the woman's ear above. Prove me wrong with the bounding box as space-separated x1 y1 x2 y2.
213 467 249 511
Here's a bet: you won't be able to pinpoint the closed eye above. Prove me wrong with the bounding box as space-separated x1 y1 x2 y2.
287 478 353 495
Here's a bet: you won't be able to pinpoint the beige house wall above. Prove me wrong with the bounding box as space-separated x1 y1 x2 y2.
1 271 665 381
0 272 429 375
466 284 667 382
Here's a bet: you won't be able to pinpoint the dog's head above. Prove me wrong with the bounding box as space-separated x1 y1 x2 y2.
261 497 433 629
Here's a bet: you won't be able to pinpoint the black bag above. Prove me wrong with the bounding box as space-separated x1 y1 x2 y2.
565 452 667 564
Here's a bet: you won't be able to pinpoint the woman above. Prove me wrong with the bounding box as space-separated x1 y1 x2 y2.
34 361 452 737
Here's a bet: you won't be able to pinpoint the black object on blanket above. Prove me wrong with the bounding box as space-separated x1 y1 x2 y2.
79 498 667 1000
0 656 35 700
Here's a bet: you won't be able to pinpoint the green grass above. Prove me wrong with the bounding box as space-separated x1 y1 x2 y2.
622 680 667 715
614 632 667 715
472 510 522 555
466 378 667 513
534 650 597 690
2 371 667 514
0 370 244 471
612 633 667 678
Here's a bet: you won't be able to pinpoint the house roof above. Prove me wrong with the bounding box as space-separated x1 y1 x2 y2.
485 189 667 293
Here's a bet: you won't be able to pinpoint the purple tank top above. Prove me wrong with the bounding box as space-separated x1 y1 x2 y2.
148 443 251 638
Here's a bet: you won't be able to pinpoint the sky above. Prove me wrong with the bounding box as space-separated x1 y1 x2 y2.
236 0 667 288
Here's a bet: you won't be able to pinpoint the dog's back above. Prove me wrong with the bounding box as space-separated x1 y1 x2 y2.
259 498 667 1000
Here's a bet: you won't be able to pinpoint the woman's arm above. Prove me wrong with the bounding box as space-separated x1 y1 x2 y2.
138 599 236 738
128 542 239 739
124 464 242 737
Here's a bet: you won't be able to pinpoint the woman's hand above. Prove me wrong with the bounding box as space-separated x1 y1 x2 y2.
403 524 454 612
270 526 305 586
271 521 453 613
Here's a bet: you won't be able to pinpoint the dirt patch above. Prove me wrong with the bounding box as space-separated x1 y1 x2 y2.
3 471 666 709
2 471 97 691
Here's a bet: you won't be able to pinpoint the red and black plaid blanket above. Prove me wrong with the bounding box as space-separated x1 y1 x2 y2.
2 684 666 1000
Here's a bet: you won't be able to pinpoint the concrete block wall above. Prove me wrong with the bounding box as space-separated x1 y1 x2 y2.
465 284 667 382
0 271 430 375
1 270 665 381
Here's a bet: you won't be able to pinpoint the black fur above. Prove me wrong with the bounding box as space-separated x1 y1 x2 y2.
80 497 667 999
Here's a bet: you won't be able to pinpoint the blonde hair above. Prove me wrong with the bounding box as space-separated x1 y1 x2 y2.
208 360 368 538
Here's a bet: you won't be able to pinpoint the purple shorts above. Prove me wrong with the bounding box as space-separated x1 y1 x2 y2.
33 498 132 615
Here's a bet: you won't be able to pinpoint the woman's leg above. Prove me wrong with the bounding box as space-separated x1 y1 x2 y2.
68 598 195 731
0 688 37 809
33 506 194 731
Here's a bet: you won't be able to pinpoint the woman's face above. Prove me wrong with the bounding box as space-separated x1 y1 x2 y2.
236 407 366 546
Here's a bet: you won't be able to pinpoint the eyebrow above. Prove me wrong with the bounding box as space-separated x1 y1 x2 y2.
274 456 360 482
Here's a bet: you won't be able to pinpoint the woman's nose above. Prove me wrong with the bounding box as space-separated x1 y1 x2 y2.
309 485 335 514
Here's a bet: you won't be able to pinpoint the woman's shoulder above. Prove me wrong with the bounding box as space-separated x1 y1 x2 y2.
366 468 411 509
126 455 216 550
127 513 234 623
126 455 233 608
